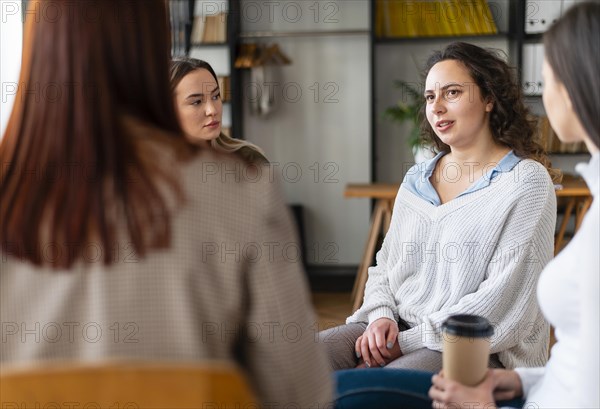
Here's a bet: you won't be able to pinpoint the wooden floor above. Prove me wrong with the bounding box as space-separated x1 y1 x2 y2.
311 292 353 331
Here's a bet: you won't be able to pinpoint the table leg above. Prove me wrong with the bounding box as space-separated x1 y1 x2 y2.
555 198 575 255
383 200 393 233
351 200 389 313
575 197 593 232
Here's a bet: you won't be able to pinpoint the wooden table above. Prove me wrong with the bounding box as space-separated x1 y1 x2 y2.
344 184 399 312
554 174 593 254
345 177 592 312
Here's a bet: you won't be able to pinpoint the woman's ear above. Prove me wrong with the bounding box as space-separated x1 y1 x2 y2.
485 99 494 112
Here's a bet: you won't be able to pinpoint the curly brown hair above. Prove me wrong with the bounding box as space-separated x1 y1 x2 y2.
420 42 561 183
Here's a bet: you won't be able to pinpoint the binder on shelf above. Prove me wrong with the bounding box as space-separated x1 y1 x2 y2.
217 76 231 102
440 0 458 36
533 43 545 94
375 0 497 39
420 0 438 37
522 43 544 96
478 0 497 34
203 15 216 42
459 0 479 35
190 16 204 44
537 116 588 154
389 0 405 37
402 2 417 37
525 0 562 34
171 0 191 56
190 12 227 44
376 0 387 37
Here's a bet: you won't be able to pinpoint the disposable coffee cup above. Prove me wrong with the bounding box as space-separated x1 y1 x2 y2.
442 314 494 386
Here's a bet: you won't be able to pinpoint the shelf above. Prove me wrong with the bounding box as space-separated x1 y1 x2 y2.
548 152 591 156
190 42 228 47
374 33 510 44
239 29 369 39
523 33 544 42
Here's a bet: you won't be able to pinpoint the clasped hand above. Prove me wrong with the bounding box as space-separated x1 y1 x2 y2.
429 369 524 409
355 317 402 368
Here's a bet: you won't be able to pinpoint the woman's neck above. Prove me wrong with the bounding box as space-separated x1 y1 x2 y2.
445 141 511 173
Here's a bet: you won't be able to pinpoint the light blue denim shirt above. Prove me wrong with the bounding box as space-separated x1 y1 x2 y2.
403 150 521 206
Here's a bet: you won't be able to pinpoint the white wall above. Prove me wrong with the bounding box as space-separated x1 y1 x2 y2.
241 0 370 266
1 0 24 138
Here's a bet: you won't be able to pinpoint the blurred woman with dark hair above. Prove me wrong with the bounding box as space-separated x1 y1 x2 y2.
0 1 331 406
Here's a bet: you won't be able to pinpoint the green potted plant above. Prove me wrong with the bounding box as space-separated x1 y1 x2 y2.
383 80 434 164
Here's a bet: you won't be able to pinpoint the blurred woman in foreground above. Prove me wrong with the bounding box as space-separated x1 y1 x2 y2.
0 1 331 406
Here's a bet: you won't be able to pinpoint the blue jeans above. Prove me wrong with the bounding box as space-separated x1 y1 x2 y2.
334 369 526 409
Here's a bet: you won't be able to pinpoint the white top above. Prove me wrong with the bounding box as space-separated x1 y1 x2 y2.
515 153 600 408
348 159 557 369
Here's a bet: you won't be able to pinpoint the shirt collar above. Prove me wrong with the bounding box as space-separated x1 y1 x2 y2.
422 151 445 179
422 150 520 178
494 150 521 173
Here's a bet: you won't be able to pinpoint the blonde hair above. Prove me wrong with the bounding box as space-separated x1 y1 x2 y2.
210 133 268 164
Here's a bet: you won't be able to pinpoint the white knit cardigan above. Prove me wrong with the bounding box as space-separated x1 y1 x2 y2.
348 159 557 369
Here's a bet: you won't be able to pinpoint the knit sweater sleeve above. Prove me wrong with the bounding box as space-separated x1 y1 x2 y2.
399 166 556 364
346 188 403 326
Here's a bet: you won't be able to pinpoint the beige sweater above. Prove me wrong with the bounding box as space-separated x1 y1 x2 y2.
0 148 333 407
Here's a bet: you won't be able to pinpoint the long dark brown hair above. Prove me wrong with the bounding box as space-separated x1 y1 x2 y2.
544 2 600 149
421 42 561 182
0 0 191 268
170 57 268 164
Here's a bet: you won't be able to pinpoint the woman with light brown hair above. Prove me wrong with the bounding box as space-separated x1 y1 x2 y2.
170 57 268 164
0 1 331 406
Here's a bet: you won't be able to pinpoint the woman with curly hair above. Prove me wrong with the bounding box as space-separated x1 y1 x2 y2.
430 3 599 408
320 42 559 381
